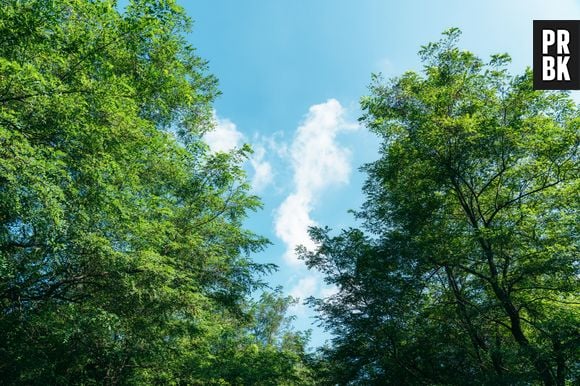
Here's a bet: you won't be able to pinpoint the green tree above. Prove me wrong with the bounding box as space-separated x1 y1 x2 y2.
302 29 579 385
187 289 315 385
0 0 313 384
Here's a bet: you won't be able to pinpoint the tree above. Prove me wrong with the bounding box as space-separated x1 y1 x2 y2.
189 289 315 385
0 1 313 384
302 29 579 385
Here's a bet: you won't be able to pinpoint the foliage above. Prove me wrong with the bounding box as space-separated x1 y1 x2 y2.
302 28 579 386
187 289 315 386
0 0 313 384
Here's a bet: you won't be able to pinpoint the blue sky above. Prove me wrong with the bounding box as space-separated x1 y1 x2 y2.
180 0 580 348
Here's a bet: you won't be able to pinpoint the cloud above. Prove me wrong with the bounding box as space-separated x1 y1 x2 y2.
320 284 339 299
289 275 319 315
249 145 273 192
290 275 318 301
275 193 317 260
204 113 275 191
274 99 357 265
288 274 340 316
204 114 244 153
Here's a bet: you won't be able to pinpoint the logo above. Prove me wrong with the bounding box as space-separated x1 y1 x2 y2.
533 20 579 90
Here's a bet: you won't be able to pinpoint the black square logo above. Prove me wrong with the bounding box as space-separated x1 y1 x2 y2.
533 20 580 90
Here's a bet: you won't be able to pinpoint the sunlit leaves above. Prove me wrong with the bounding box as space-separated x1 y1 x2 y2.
0 1 308 384
305 30 578 385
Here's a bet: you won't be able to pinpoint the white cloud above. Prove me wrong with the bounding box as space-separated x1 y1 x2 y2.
291 99 355 193
249 145 273 192
204 113 275 191
275 193 317 261
288 275 339 316
265 132 290 159
289 275 319 315
204 114 244 153
290 275 318 301
274 99 357 265
320 284 339 299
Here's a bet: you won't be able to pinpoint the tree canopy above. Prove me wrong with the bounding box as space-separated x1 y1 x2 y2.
0 0 313 384
302 28 579 385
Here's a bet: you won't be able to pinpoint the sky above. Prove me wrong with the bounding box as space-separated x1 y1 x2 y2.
179 0 580 348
